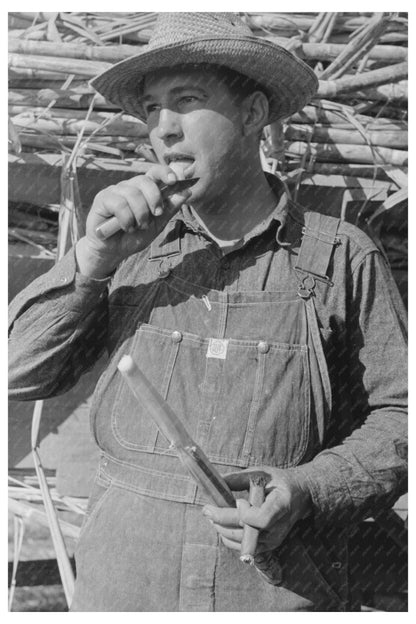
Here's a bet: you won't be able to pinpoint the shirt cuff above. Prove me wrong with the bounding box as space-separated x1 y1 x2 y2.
289 454 354 526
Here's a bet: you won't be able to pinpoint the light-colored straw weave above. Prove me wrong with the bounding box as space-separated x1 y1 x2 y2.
91 12 318 123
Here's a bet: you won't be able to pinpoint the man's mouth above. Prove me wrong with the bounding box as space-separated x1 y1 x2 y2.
164 153 196 179
164 152 195 166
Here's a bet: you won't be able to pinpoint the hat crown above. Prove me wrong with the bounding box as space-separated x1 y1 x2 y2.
149 12 253 47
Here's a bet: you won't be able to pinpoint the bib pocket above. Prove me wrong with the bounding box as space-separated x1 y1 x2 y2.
201 340 311 468
111 323 311 469
111 324 184 452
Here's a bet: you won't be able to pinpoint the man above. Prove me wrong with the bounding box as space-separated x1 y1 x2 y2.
9 13 407 612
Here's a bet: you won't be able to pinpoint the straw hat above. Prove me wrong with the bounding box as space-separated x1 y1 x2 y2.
90 12 319 124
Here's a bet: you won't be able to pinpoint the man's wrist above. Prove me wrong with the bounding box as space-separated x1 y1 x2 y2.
75 237 116 280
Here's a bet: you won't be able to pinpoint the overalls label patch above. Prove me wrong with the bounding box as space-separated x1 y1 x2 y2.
206 338 229 359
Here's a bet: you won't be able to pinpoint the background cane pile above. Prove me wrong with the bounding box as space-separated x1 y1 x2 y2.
8 11 408 256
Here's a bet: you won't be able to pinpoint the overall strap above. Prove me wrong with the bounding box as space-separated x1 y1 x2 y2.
295 211 341 288
294 211 341 443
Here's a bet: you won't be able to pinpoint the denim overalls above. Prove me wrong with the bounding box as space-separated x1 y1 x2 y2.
71 209 352 611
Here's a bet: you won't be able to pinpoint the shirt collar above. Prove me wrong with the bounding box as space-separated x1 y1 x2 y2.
171 172 290 251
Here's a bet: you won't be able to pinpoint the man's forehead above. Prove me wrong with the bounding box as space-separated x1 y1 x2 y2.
142 65 223 93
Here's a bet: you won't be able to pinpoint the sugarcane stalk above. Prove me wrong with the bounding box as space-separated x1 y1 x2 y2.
8 28 46 40
246 13 406 35
9 104 139 122
240 473 267 565
117 355 235 508
10 113 148 138
319 13 393 80
290 107 407 129
9 67 74 81
285 124 407 149
8 36 140 63
30 402 75 605
286 141 408 166
8 498 81 540
8 88 111 109
332 81 408 102
329 31 407 45
9 151 153 173
18 132 140 152
8 78 89 90
8 52 111 77
286 161 407 181
307 12 338 43
280 40 408 63
318 62 408 98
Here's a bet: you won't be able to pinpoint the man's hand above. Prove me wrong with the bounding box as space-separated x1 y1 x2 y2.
202 467 312 554
75 164 193 279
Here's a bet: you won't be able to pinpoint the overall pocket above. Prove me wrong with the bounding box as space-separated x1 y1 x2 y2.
111 323 311 469
199 339 311 468
111 324 182 452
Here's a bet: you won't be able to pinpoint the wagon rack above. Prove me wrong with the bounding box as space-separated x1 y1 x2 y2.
8 12 407 611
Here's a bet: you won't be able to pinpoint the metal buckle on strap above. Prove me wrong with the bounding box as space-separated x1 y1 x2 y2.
297 274 316 299
157 259 172 278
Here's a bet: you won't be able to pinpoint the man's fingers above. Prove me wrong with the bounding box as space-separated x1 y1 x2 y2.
239 492 287 530
202 505 240 527
122 176 164 218
96 189 138 232
212 524 244 543
224 469 270 492
220 536 241 552
164 188 193 215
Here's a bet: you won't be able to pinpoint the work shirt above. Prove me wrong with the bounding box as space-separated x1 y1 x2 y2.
8 177 407 611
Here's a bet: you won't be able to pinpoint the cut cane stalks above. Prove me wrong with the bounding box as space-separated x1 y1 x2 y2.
285 124 407 149
117 355 236 508
240 472 267 565
285 141 407 166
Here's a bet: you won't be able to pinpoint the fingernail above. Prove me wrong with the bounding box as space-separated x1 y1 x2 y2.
167 172 176 183
154 207 163 216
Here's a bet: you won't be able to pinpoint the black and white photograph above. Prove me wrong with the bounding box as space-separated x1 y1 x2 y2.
7 8 408 613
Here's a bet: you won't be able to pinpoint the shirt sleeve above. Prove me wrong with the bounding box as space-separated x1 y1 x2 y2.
292 249 408 525
8 248 110 401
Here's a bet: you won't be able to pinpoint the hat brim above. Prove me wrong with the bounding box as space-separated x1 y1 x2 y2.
90 36 318 124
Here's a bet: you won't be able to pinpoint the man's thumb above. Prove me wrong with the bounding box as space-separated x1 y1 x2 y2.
224 469 270 492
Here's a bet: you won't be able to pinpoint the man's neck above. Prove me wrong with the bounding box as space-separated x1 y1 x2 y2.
189 167 278 241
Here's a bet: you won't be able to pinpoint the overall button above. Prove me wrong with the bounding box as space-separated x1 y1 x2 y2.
257 341 270 354
171 330 183 343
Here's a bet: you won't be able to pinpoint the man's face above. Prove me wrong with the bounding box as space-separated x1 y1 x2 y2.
141 67 247 206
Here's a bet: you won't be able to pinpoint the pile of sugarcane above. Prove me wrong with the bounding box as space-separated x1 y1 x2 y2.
8 12 408 230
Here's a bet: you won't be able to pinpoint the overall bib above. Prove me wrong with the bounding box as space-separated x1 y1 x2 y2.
71 211 351 611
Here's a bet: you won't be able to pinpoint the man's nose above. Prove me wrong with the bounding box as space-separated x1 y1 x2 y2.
156 108 183 140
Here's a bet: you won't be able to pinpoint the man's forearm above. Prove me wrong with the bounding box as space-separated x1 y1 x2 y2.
8 248 109 400
291 407 407 526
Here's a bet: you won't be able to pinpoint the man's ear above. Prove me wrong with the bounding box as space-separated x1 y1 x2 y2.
241 91 269 137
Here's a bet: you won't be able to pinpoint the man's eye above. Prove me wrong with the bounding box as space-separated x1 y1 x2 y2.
145 104 160 116
179 96 198 106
